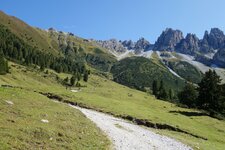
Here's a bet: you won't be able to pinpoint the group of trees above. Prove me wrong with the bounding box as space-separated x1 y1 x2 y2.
152 70 225 115
0 49 8 75
178 70 225 115
152 80 174 100
0 24 89 78
63 70 90 87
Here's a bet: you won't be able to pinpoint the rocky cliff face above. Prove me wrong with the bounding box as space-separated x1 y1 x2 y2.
95 38 152 55
94 28 225 67
199 31 213 53
133 38 152 54
213 48 225 67
134 38 151 50
200 28 225 53
208 28 225 49
153 28 184 51
175 34 200 55
122 40 135 50
96 39 127 54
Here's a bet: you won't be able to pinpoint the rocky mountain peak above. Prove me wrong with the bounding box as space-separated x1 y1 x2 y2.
200 28 225 53
134 37 151 53
213 48 225 67
122 40 135 50
175 33 200 55
208 28 225 49
153 28 184 51
96 39 127 54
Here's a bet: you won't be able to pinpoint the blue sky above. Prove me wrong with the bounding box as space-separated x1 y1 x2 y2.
1 0 225 42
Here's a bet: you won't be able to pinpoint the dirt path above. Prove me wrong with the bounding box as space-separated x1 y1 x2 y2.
71 105 192 150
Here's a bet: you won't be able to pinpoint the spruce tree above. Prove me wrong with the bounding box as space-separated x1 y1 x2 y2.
178 82 197 107
157 80 168 100
220 84 225 112
152 80 158 96
70 76 76 86
169 89 174 100
0 50 8 75
197 70 222 113
83 71 89 82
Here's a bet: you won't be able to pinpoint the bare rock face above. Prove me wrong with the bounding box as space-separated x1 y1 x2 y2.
213 48 225 67
96 38 152 55
153 28 184 51
134 38 151 50
199 31 213 53
134 38 151 54
200 28 225 53
176 34 200 55
122 40 135 50
208 28 225 49
96 39 127 54
93 27 225 67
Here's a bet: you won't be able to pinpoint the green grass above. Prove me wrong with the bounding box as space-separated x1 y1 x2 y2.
0 65 110 149
0 10 117 71
167 60 203 83
1 62 225 150
111 56 185 93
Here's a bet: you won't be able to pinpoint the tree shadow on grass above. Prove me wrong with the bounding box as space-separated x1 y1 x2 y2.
169 110 209 117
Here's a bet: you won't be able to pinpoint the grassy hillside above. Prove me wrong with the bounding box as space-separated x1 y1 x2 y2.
0 11 59 55
0 87 110 149
0 62 225 150
0 11 116 72
111 56 185 93
0 10 225 150
167 60 203 83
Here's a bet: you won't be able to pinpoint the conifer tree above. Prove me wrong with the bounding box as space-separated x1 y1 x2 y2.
70 76 76 86
178 82 197 107
157 80 168 100
152 80 158 96
197 70 222 113
169 89 174 100
0 49 8 75
83 71 89 82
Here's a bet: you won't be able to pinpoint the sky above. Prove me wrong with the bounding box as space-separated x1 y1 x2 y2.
1 0 225 43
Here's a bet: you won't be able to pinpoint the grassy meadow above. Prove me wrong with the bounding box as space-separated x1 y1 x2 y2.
0 64 110 150
0 62 225 150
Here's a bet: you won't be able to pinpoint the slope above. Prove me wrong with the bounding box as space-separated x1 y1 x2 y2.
0 11 59 55
0 64 110 149
0 11 116 72
0 62 225 150
111 55 185 93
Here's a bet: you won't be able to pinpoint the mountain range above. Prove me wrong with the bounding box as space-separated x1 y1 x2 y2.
94 28 225 68
0 10 225 149
0 10 225 93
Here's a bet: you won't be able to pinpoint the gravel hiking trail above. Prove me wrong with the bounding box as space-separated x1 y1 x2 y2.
71 105 192 150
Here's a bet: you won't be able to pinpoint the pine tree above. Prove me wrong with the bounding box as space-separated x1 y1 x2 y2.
169 89 174 100
70 76 76 86
64 77 69 83
83 71 89 82
152 80 158 96
40 63 45 71
178 82 197 107
0 50 8 75
77 72 81 81
197 70 222 113
157 80 168 100
220 84 225 111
